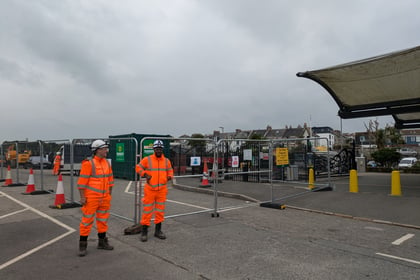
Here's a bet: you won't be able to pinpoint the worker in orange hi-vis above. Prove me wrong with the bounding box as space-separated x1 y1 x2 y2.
136 140 173 242
52 152 61 175
77 140 114 257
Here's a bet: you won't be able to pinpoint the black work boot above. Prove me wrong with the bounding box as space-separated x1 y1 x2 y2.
154 223 166 239
97 237 114 250
140 225 149 242
79 241 88 257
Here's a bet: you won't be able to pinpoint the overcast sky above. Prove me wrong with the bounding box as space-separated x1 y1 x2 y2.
1 0 419 142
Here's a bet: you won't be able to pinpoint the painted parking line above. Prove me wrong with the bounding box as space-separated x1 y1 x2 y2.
0 208 29 219
392 233 415 245
376 252 420 265
124 181 252 213
125 181 210 210
166 199 210 210
0 191 76 271
364 226 384 231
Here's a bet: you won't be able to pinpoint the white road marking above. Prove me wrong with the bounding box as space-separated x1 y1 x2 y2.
376 252 420 265
125 181 143 195
0 191 76 271
392 233 415 245
364 226 384 231
166 199 210 210
0 208 29 219
218 202 259 212
124 181 251 212
125 180 133 193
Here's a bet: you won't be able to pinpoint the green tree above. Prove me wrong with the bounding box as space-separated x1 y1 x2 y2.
371 148 400 168
384 126 404 146
366 120 404 149
375 129 386 149
249 133 264 140
188 133 206 154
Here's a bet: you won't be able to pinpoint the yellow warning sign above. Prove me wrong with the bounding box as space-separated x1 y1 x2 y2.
275 148 289 166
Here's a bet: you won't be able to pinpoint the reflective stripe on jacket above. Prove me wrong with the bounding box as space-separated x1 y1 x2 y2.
136 154 173 190
77 156 114 198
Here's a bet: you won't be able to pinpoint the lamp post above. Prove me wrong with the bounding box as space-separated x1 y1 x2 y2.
340 117 343 150
219 126 228 176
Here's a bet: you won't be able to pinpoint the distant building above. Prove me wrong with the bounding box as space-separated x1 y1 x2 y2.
311 126 336 150
400 129 420 146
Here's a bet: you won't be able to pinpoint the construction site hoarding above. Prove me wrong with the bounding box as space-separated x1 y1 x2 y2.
108 133 171 180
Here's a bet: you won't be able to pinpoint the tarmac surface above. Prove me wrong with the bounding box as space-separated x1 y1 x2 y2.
1 168 420 279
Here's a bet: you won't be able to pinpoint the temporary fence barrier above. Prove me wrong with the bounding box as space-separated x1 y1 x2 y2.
35 139 72 195
0 144 4 181
138 136 218 223
267 137 334 205
73 137 139 221
120 136 337 224
1 135 338 225
157 137 335 219
109 133 171 181
1 141 32 186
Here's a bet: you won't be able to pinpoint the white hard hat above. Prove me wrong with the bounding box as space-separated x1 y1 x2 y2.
56 152 61 155
153 140 164 149
91 139 109 152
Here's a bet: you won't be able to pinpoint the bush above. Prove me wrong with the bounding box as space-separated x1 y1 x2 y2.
371 148 400 168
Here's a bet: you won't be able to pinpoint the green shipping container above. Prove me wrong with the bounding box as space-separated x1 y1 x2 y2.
108 133 172 180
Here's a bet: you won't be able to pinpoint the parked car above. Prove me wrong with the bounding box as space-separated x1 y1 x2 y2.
398 157 418 169
24 156 52 169
367 160 378 168
397 148 417 157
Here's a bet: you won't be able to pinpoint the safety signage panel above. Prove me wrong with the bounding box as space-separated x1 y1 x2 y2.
243 149 252 161
190 156 201 166
116 143 125 162
231 156 239 167
142 139 155 157
275 147 289 166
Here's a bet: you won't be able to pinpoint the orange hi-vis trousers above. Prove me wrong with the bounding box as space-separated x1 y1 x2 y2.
80 195 111 236
141 187 167 226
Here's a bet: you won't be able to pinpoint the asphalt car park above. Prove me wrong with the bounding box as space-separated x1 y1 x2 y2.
1 169 420 279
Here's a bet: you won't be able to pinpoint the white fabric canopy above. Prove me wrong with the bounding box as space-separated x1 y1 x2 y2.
297 46 420 128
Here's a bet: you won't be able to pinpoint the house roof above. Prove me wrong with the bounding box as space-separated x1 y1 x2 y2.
297 45 420 129
282 127 307 138
265 129 286 138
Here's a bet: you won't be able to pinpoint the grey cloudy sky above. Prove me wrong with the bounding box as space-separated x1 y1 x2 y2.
1 0 419 142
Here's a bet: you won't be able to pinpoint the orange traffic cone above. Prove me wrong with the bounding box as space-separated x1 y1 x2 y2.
3 165 13 186
23 168 36 194
54 174 66 206
199 160 211 187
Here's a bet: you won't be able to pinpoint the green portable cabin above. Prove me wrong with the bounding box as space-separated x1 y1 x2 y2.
108 133 171 180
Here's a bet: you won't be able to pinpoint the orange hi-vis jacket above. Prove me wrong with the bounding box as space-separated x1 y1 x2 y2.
53 155 61 175
77 156 114 198
136 154 173 191
54 155 61 166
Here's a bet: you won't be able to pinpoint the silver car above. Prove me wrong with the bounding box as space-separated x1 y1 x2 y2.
397 148 417 157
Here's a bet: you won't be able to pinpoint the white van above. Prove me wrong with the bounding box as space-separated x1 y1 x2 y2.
398 157 418 169
58 144 92 175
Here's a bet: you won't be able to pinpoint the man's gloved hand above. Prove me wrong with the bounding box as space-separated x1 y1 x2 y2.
145 174 152 182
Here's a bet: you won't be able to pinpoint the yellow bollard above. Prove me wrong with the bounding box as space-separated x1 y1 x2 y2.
308 168 315 189
349 169 358 193
391 170 402 196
